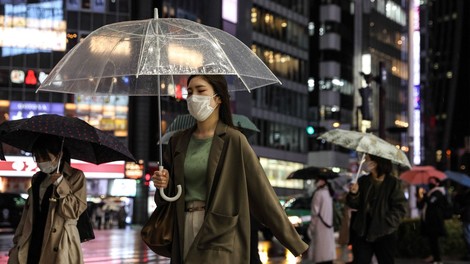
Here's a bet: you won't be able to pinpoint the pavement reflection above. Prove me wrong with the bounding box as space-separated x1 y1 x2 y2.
0 227 299 264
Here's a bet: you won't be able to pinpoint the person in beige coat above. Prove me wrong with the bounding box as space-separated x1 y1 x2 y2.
151 75 308 263
8 135 87 264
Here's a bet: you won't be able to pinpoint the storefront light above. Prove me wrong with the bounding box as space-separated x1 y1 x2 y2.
10 70 25 84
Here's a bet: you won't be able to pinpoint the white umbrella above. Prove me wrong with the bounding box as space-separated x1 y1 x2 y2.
318 129 411 182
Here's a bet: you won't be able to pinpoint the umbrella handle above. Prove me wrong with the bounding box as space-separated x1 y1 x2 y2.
158 166 182 202
353 153 366 183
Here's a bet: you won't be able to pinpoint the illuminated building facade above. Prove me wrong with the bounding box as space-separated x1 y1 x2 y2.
420 0 470 171
307 0 411 172
0 0 136 224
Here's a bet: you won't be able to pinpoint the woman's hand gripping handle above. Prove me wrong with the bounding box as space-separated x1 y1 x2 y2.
152 165 182 202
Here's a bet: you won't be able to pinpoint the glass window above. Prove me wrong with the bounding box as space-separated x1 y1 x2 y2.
251 6 308 49
252 44 306 82
252 118 307 153
259 157 304 189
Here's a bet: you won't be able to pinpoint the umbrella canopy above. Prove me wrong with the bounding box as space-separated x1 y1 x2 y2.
37 16 280 95
160 114 260 144
318 129 411 168
0 114 135 165
36 11 280 202
399 166 446 185
286 166 339 180
444 170 470 187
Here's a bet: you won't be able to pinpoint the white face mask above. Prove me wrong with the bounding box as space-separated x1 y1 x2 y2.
37 155 59 174
187 94 217 122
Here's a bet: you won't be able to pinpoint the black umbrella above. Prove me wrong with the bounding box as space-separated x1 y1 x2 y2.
286 166 339 180
0 114 135 164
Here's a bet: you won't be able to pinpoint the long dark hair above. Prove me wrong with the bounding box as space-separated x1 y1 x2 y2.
317 178 335 197
187 75 234 127
369 154 392 176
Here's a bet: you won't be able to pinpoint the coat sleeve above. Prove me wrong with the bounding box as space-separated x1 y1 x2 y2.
10 193 31 256
54 168 87 219
384 178 407 229
239 136 308 256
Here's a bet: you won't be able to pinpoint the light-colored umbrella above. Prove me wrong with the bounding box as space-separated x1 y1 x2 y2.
444 170 470 187
399 166 446 185
318 129 411 182
37 9 280 201
160 114 260 144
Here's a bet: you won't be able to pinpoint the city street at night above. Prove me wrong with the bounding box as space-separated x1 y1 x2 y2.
0 226 302 264
1 227 467 264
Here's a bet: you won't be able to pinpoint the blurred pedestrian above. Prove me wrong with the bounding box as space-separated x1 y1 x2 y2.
308 176 336 264
346 154 407 264
117 206 127 229
94 203 104 230
417 176 447 264
453 186 470 260
8 135 87 264
151 75 308 263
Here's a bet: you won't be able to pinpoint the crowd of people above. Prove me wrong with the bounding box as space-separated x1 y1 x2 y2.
304 161 470 264
6 74 470 264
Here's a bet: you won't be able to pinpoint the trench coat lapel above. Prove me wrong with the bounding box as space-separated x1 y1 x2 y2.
205 122 227 203
172 127 192 257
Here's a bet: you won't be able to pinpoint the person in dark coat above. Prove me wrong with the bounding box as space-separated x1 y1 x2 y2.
346 154 407 264
417 176 447 264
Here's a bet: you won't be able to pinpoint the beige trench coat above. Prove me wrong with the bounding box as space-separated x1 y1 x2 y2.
8 162 87 264
156 122 308 264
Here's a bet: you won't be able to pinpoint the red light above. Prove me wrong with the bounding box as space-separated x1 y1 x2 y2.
175 84 182 100
145 173 151 181
25 70 37 85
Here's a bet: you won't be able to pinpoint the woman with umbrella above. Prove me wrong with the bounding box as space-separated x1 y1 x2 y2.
152 75 308 263
8 135 87 264
307 175 336 264
346 154 407 264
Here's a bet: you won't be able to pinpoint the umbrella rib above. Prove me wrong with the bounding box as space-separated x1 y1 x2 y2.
136 21 153 77
189 23 252 92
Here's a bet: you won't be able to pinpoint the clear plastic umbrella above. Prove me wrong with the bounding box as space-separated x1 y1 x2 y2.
37 9 280 201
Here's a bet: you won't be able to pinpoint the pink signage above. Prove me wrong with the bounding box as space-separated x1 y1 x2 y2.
0 156 124 179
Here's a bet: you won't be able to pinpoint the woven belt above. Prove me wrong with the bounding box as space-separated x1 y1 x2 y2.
185 206 205 212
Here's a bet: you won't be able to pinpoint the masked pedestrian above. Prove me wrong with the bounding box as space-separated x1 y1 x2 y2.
346 154 407 264
151 75 308 263
8 135 87 264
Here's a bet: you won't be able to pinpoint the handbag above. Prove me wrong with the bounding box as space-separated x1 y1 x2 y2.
77 209 95 243
141 200 175 257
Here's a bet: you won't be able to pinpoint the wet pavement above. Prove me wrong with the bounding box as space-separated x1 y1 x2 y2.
0 226 468 263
